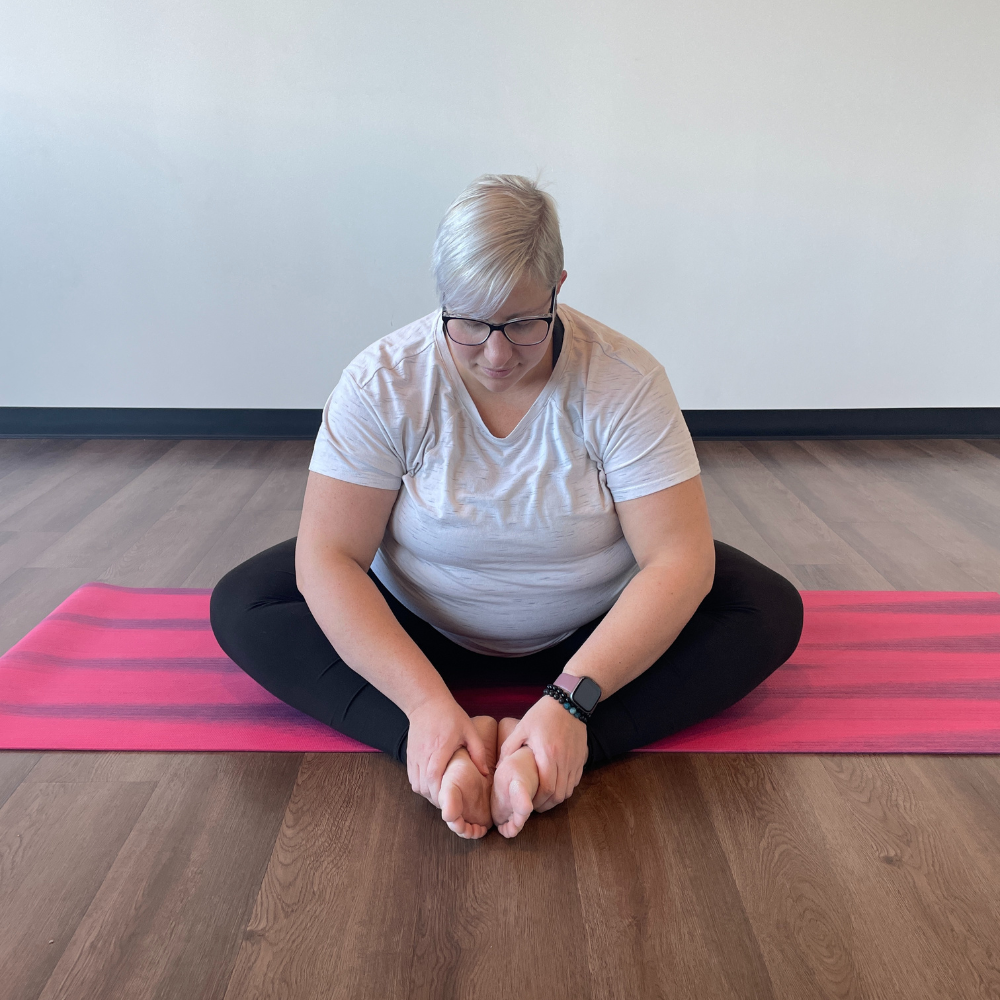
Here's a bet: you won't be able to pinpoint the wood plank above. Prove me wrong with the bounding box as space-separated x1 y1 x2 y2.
0 752 42 810
0 566 100 654
0 439 172 533
806 754 1000 997
36 753 301 1000
969 439 1000 461
182 509 302 589
0 440 88 524
223 753 419 1000
747 441 995 591
240 441 311 513
224 753 591 1000
919 756 1000 846
569 754 775 999
910 439 1000 516
696 441 892 590
0 779 156 1000
404 783 589 1000
819 519 991 591
0 438 65 474
97 464 275 588
210 440 285 470
693 754 861 998
798 440 1000 587
849 440 1000 554
183 440 310 586
28 440 236 571
0 531 65 587
700 470 804 587
25 752 178 784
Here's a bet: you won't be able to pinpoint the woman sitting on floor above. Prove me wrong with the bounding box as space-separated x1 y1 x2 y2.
210 173 803 839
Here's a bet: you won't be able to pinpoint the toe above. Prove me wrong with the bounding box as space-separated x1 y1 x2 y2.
498 818 521 839
509 778 534 819
439 783 463 825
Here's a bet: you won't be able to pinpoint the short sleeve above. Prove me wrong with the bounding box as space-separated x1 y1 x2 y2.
308 372 405 490
601 368 701 502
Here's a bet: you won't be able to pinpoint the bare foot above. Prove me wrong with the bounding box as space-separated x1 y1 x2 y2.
491 717 540 839
438 716 498 840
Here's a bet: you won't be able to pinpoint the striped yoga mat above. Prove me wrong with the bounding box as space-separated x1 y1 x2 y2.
1 583 999 753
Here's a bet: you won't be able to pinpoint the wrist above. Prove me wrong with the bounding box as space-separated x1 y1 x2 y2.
543 684 593 724
551 672 602 715
403 682 456 721
558 666 607 702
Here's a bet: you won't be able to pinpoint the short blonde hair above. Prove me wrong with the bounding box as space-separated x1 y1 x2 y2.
432 173 564 319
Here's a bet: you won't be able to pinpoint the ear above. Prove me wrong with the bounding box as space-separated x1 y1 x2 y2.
556 270 568 294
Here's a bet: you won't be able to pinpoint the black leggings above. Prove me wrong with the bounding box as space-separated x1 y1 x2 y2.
209 538 803 769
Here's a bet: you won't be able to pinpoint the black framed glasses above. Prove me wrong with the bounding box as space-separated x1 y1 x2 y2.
442 286 557 347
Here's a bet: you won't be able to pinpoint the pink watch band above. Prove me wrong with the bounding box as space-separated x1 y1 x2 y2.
553 672 580 696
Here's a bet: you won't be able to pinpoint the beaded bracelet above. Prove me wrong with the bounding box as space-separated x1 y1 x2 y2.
543 683 593 723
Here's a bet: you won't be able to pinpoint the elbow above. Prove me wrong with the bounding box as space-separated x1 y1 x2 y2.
294 544 360 602
697 540 716 601
294 546 318 601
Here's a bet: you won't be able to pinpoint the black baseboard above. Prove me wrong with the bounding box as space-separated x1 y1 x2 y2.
0 408 324 440
0 406 998 440
684 408 1000 440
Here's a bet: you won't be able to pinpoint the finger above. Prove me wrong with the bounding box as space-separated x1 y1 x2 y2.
568 767 583 796
531 751 558 810
408 750 424 794
538 767 566 812
418 752 437 801
464 731 491 776
554 767 570 806
426 746 452 801
499 726 528 762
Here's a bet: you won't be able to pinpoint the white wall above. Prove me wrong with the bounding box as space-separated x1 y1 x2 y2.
2 0 998 410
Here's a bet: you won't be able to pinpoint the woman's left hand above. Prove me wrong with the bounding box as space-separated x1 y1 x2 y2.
497 694 589 812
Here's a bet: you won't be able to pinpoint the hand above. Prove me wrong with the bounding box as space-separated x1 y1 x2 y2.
497 694 588 812
406 694 492 807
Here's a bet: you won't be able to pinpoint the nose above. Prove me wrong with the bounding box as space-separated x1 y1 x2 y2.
482 328 514 365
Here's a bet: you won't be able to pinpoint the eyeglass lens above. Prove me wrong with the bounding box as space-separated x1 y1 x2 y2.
445 318 550 346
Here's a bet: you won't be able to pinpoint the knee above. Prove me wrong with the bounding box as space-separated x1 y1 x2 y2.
209 562 253 651
712 542 803 669
208 536 298 649
759 571 804 667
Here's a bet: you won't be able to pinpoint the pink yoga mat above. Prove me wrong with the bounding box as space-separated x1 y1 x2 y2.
1 584 999 753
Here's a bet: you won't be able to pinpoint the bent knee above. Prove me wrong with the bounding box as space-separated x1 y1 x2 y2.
209 538 298 634
209 564 251 649
760 573 804 666
715 557 803 670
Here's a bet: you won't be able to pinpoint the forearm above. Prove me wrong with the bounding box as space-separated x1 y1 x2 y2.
297 552 452 717
561 551 714 699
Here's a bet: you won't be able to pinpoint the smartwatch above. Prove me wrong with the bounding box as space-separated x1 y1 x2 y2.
552 672 602 715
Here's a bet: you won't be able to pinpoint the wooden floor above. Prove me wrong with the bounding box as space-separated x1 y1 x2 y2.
2 437 1000 1000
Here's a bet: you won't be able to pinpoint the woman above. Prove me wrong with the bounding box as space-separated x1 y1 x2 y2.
210 174 803 840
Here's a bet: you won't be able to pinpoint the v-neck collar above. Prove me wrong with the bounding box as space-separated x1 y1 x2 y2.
435 304 573 443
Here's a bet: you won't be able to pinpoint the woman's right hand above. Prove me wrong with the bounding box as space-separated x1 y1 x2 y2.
405 694 492 806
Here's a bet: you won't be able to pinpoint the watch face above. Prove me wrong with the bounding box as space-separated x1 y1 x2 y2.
573 676 602 713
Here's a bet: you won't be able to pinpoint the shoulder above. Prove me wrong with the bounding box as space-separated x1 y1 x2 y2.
341 310 440 394
561 305 671 395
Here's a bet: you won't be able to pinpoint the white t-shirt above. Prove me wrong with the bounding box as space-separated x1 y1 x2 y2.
309 303 701 657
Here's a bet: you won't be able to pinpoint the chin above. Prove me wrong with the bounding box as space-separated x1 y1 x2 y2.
478 370 521 390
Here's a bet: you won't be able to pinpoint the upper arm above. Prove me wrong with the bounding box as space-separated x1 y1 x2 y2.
295 471 399 587
615 475 715 588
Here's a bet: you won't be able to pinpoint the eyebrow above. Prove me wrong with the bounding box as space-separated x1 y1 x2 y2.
494 299 553 323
